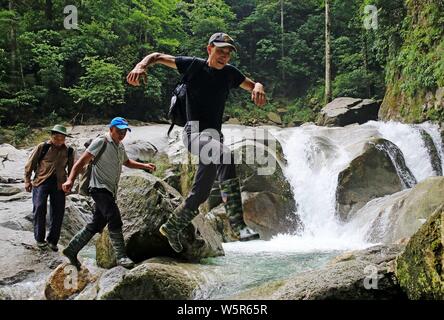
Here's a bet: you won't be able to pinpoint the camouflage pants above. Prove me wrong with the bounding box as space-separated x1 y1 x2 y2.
183 131 236 211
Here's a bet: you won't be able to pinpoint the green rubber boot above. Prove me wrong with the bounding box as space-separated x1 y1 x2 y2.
220 178 259 241
219 178 246 233
159 203 199 253
108 230 135 269
62 227 95 270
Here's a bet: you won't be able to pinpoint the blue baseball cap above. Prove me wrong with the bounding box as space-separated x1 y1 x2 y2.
109 117 131 132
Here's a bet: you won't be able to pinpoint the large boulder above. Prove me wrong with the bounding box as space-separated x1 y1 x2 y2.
166 126 300 240
0 144 29 183
204 204 240 243
316 97 380 127
96 257 215 300
336 138 416 221
418 128 443 176
359 177 444 244
231 245 406 300
231 138 300 238
59 195 94 245
242 191 299 240
95 171 224 269
395 204 444 299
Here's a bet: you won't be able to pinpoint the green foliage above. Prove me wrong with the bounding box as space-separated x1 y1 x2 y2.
333 68 384 99
12 123 31 146
0 0 442 127
66 56 125 108
378 0 444 122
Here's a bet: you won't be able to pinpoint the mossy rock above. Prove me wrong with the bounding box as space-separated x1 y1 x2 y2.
97 258 211 300
395 204 444 299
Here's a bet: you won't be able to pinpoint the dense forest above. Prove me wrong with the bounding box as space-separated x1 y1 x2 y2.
0 0 443 139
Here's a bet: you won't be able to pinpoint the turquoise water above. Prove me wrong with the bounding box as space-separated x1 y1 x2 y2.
200 250 341 299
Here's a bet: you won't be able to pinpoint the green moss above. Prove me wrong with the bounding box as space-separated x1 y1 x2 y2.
382 0 444 123
395 206 444 299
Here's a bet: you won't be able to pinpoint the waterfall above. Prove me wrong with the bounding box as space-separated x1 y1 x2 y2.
271 121 444 251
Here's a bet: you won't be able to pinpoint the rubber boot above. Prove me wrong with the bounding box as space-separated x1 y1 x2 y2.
108 230 134 269
220 178 259 241
159 203 199 253
62 227 95 270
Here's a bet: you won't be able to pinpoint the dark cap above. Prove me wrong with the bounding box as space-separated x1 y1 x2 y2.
208 32 237 52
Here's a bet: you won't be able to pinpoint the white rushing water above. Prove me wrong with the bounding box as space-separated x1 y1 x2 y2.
224 121 443 254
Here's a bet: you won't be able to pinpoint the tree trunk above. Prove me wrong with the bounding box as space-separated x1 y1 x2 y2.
9 0 17 88
325 0 332 104
280 0 285 81
363 31 372 98
45 0 53 21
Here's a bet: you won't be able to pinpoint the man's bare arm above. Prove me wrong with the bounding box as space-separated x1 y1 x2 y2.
127 53 177 86
240 77 266 107
62 152 94 193
124 159 156 172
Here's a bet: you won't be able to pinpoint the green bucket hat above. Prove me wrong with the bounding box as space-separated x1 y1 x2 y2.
50 125 72 137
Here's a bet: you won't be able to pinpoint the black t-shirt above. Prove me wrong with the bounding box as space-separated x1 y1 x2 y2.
175 56 246 132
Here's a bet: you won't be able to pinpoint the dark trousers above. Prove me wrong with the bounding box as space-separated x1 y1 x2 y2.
85 188 123 234
32 176 66 244
183 131 236 211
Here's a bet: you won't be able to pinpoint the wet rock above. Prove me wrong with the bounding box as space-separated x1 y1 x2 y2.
360 177 444 244
242 191 300 240
97 258 215 300
336 138 412 221
205 204 239 243
231 245 407 300
396 204 444 299
44 263 94 300
418 128 443 176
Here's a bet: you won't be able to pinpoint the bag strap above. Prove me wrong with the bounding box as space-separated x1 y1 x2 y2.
67 147 74 159
168 58 204 137
37 142 51 163
92 137 108 165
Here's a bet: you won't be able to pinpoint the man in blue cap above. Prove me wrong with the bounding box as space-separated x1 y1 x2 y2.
127 32 266 253
61 117 156 270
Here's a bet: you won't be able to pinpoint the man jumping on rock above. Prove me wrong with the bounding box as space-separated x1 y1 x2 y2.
127 32 266 253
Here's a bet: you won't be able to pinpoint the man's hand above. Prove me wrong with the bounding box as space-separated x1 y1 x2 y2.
144 163 156 173
251 83 266 107
62 179 74 194
126 64 147 86
25 182 32 193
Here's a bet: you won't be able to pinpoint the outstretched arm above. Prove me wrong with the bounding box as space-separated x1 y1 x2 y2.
240 77 266 107
127 52 177 86
124 159 156 172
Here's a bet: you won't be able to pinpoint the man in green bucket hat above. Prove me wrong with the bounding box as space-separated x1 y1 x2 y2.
24 124 75 251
